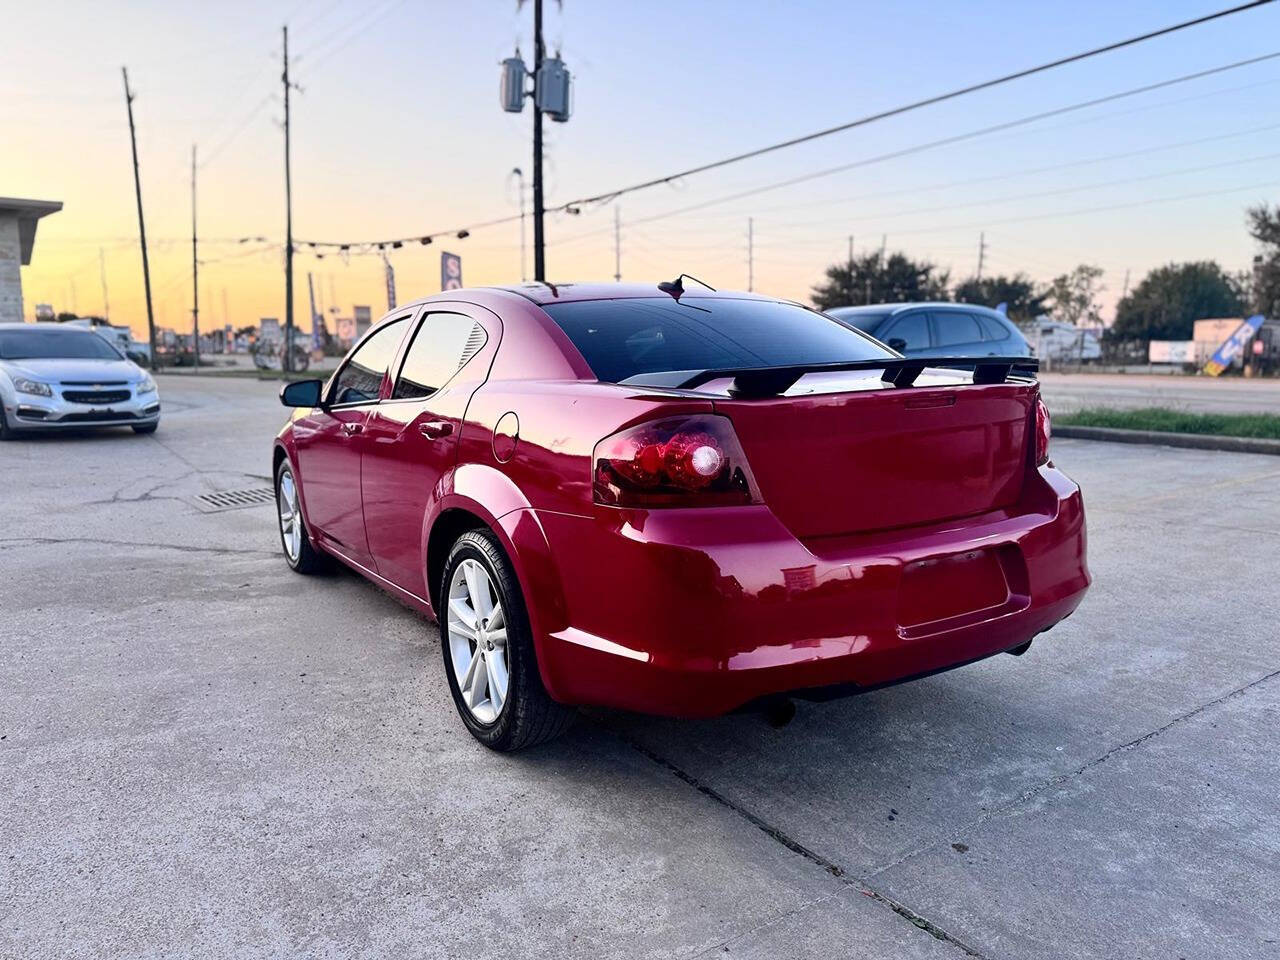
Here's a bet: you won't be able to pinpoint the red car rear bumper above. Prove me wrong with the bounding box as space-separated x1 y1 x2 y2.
526 465 1089 717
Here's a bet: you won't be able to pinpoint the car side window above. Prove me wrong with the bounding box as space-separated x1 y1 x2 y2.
932 311 984 348
330 317 409 405
879 312 930 351
976 314 1010 341
392 313 487 401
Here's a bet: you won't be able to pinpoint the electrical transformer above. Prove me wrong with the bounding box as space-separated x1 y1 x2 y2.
500 55 527 113
535 57 573 122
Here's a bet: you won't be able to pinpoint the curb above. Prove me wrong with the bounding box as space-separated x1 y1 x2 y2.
1054 424 1280 456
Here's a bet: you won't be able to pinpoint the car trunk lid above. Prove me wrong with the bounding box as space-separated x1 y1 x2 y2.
714 375 1035 539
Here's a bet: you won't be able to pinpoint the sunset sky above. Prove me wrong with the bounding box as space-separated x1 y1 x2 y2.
5 0 1279 338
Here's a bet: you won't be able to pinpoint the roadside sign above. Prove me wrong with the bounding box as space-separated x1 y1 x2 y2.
1203 314 1264 376
441 252 463 291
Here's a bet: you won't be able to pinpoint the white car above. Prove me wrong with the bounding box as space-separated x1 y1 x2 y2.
0 323 160 438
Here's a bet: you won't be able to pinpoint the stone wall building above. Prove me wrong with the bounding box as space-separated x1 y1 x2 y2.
0 197 63 324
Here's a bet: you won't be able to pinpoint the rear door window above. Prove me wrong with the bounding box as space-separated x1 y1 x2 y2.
932 311 984 348
392 312 487 400
976 314 1010 341
330 317 408 405
878 313 931 352
542 297 893 383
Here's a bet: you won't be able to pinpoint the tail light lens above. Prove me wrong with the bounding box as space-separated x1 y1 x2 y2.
1035 397 1051 466
593 415 758 508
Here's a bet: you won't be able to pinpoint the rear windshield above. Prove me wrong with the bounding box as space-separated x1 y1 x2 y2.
0 328 123 360
542 297 893 383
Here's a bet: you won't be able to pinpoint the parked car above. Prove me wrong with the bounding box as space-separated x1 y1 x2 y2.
826 302 1033 359
0 323 161 437
273 283 1088 750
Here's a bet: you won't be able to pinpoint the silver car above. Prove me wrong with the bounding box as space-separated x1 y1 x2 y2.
0 323 160 437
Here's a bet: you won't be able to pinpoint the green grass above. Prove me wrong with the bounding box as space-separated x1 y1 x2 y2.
1056 407 1280 440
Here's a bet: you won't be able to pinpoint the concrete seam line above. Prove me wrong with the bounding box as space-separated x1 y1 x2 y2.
1054 424 1280 456
863 665 1280 883
0 537 276 558
600 721 992 959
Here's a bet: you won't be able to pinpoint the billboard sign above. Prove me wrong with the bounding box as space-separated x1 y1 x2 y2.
441 251 463 291
1203 315 1264 376
1148 340 1196 364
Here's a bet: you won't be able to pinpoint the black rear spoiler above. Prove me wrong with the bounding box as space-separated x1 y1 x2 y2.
621 357 1038 398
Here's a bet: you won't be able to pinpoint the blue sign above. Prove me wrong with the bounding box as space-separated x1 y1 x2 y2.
1203 314 1264 376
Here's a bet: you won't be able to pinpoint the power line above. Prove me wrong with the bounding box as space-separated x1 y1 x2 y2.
546 52 1280 248
559 1 1277 210
292 11 1279 254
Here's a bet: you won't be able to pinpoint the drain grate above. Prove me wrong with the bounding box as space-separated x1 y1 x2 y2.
192 487 276 513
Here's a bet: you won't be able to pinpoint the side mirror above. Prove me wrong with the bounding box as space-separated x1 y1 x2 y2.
887 337 908 353
280 379 323 408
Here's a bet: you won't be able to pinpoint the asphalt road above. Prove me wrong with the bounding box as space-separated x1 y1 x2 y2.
1039 371 1280 415
2 375 1278 959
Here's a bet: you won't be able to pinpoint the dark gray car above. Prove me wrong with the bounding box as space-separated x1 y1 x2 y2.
826 303 1033 359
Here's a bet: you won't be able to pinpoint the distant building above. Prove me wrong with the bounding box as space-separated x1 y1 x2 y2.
0 197 62 323
354 305 372 337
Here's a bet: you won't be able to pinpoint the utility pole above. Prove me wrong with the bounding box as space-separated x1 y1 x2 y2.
1121 268 1130 300
747 217 754 292
122 68 158 370
512 167 527 282
613 207 621 282
532 0 546 281
190 143 200 368
976 232 987 282
99 248 110 321
282 25 295 373
879 234 887 262
847 234 854 303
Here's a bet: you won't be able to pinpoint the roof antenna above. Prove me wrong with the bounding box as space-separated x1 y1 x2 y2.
658 273 716 299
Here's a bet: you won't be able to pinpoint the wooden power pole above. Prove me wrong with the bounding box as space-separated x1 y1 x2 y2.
121 67 158 370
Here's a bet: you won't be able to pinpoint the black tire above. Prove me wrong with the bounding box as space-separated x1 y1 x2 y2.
275 459 331 574
0 405 16 441
440 529 575 751
132 422 159 435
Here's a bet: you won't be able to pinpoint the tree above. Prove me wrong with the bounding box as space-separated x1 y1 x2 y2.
1111 261 1245 340
811 251 949 310
953 273 1047 324
1044 264 1105 328
1247 203 1280 319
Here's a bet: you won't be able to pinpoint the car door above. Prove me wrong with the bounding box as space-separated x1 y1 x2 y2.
291 315 410 568
929 310 987 357
361 306 493 598
877 311 932 356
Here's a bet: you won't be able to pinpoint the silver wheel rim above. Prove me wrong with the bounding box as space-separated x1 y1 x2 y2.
447 558 509 725
278 470 302 562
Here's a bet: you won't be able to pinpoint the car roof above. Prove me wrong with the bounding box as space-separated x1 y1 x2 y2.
0 322 98 332
394 282 787 311
831 302 1009 318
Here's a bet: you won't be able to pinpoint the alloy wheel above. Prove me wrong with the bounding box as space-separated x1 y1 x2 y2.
447 558 510 724
277 469 302 563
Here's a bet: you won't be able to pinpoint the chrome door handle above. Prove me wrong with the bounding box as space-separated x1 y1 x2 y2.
341 422 363 435
419 420 454 439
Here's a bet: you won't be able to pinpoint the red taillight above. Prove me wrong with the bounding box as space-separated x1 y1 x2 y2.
1035 397 1051 466
593 415 758 507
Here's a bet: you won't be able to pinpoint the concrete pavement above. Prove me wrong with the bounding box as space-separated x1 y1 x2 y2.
2 375 1277 959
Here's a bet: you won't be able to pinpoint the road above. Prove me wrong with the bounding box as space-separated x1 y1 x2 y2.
3 375 1278 959
1039 371 1280 415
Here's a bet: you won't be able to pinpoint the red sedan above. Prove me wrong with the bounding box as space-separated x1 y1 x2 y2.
273 282 1088 750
